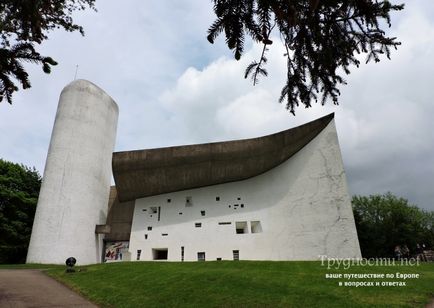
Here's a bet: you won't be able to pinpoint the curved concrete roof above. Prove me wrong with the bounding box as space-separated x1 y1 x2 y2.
113 113 334 202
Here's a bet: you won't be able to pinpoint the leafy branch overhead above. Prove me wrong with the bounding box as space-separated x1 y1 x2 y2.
0 0 96 104
208 0 404 115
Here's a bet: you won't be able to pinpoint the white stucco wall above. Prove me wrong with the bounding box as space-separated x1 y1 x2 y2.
26 80 118 265
129 120 361 261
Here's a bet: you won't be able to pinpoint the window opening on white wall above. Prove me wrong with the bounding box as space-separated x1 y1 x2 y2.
216 196 220 201
200 210 205 216
195 223 202 228
145 234 148 239
251 221 263 233
235 221 248 234
233 250 239 260
181 246 184 262
158 206 161 221
162 233 168 236
147 226 152 231
167 198 171 203
218 222 231 225
197 252 205 261
152 248 168 260
136 249 142 261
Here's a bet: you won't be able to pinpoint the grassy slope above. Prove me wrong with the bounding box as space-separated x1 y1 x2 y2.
39 261 434 308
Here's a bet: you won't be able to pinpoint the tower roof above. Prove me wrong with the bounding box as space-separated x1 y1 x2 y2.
112 113 334 202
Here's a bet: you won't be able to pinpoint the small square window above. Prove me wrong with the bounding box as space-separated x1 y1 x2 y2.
179 212 183 215
195 223 202 228
216 197 220 201
200 210 205 216
147 226 152 231
237 197 241 200
251 221 262 233
167 198 171 203
235 221 248 234
241 204 244 208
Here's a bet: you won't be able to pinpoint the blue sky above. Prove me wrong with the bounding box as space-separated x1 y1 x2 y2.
1 1 433 210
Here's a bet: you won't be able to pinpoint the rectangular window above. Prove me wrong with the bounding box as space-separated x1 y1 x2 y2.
152 248 168 260
235 221 248 234
148 226 152 231
197 252 205 261
200 210 205 216
136 249 142 261
167 198 171 203
233 250 239 261
218 222 231 225
162 233 168 236
181 246 184 262
216 196 220 201
195 223 202 228
185 196 193 207
145 234 148 239
216 258 222 261
158 206 161 221
251 221 262 233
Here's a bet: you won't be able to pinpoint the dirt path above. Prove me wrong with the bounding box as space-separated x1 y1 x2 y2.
0 269 97 307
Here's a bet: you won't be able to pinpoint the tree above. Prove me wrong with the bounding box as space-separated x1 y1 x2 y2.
208 0 404 115
0 159 41 263
0 0 95 104
352 193 434 258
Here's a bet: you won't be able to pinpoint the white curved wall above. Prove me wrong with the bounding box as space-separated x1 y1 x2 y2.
27 80 118 265
129 120 361 261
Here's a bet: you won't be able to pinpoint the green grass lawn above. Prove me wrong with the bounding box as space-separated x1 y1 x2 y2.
25 261 431 308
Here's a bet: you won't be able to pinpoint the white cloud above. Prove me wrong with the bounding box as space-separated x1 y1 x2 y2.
0 1 433 210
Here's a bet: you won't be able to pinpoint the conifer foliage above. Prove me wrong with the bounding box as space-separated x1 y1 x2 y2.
0 0 95 104
208 0 404 114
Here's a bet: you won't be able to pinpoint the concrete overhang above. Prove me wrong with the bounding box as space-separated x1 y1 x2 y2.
112 113 334 202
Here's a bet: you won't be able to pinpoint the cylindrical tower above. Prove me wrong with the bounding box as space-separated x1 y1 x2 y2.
26 79 118 265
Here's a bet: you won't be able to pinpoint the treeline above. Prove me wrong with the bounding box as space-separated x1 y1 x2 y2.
0 159 41 263
352 193 434 258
